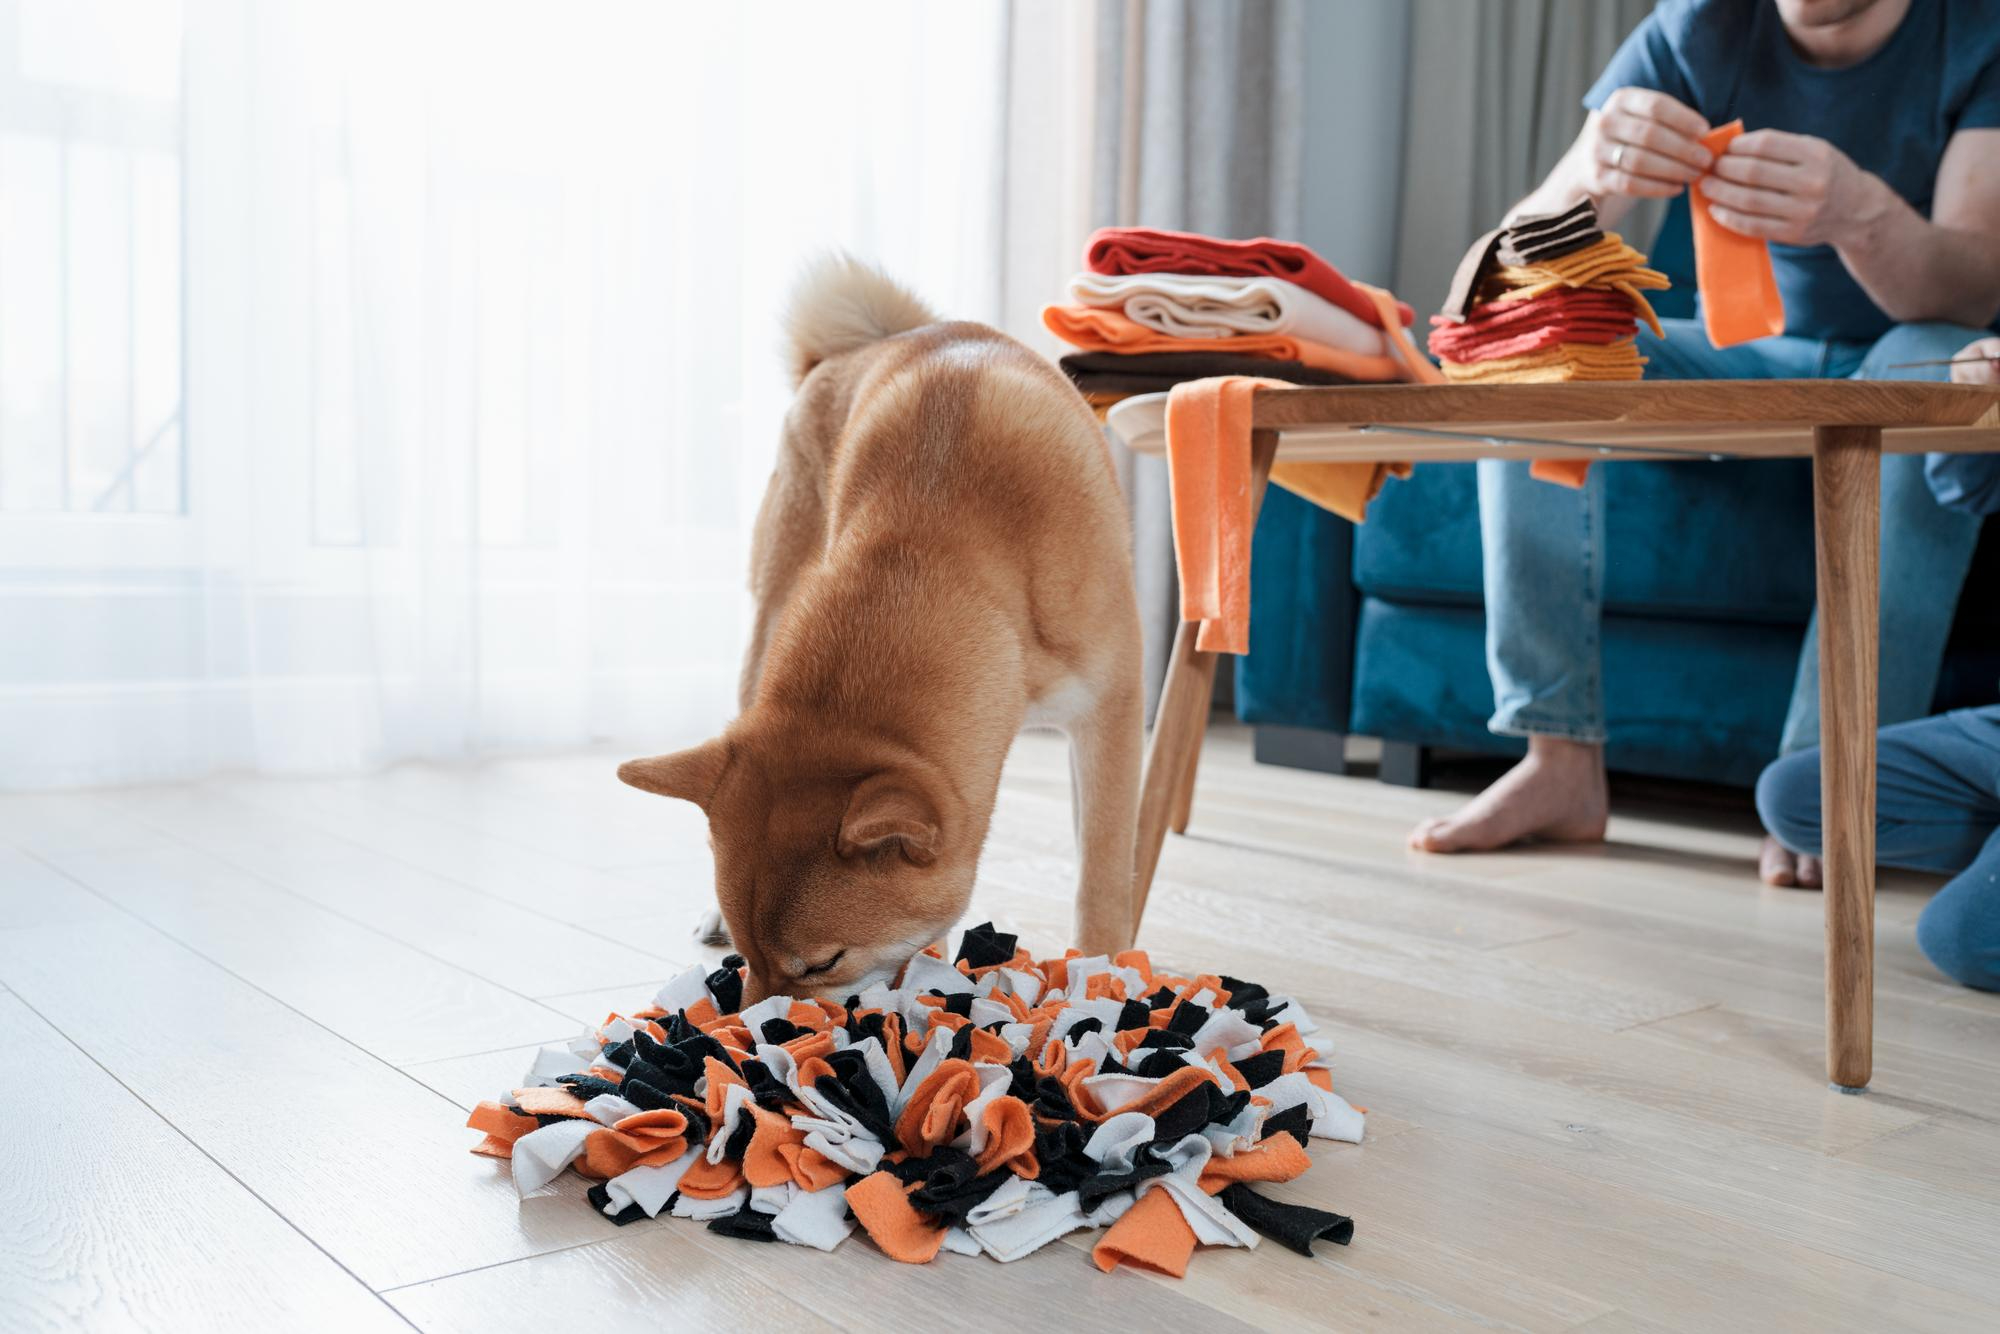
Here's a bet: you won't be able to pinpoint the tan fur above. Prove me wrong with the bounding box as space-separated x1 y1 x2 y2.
621 259 1143 1003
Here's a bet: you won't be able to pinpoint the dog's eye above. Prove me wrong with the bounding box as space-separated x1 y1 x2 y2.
798 950 846 978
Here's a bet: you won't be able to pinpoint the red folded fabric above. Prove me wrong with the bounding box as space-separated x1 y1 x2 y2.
1085 226 1413 331
1434 290 1637 332
1428 319 1636 363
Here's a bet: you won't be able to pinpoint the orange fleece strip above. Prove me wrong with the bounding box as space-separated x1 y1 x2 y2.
1042 303 1404 381
1692 120 1786 348
675 1154 746 1200
466 1100 538 1155
896 1059 983 1154
1091 1186 1198 1277
973 1095 1039 1177
580 1108 690 1179
742 1103 806 1188
512 1086 591 1119
847 1170 947 1264
1161 284 1437 654
1197 1131 1313 1192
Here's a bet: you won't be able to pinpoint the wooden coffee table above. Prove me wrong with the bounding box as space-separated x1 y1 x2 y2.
1107 380 2000 1092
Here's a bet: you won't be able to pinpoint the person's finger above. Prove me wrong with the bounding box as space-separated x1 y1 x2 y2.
1695 177 1807 219
1601 108 1712 174
1706 152 1804 190
1599 140 1704 186
1599 167 1687 199
1727 128 1815 164
1704 203 1792 239
1610 86 1711 140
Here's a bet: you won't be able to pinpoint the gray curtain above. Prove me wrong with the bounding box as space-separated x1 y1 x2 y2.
1084 0 1306 707
1393 0 1659 314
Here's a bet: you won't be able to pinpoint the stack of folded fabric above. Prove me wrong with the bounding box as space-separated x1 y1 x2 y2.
1046 226 1429 413
1427 200 1669 384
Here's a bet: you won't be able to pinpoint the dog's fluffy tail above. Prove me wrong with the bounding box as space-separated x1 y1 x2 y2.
784 254 936 385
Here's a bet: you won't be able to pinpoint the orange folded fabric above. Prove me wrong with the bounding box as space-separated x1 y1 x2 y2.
1692 120 1785 348
1163 285 1436 654
847 1169 947 1264
1042 304 1403 381
1091 1185 1199 1277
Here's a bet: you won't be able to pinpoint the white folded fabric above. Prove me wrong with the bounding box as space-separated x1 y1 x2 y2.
969 1189 1090 1262
773 1184 857 1251
511 1119 597 1196
671 1186 748 1220
601 1148 698 1218
1067 271 1388 357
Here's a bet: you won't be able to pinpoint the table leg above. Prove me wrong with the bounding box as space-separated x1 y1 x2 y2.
1168 669 1215 835
1132 429 1280 934
1813 424 1880 1093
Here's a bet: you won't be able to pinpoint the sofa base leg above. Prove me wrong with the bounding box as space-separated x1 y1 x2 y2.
1378 740 1431 789
1252 726 1349 776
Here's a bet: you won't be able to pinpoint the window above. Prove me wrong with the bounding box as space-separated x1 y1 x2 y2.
0 0 184 515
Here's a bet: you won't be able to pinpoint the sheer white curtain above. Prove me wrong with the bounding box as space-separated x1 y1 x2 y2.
1 0 1081 788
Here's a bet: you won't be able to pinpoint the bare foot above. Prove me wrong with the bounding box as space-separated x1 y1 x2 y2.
1758 835 1798 887
1758 836 1826 890
1408 736 1608 853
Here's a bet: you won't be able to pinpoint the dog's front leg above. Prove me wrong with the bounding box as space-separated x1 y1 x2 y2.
1065 672 1143 955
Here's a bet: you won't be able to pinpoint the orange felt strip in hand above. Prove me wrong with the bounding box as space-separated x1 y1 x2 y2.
1692 120 1785 348
1091 1187 1198 1276
847 1170 947 1263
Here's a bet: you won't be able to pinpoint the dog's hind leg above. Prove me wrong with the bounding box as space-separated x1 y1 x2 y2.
1065 668 1144 956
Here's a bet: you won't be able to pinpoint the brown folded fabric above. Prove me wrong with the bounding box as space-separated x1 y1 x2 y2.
1058 351 1354 394
1497 200 1603 266
1439 226 1505 322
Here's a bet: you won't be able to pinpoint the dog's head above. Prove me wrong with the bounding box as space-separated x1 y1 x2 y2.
617 730 970 1003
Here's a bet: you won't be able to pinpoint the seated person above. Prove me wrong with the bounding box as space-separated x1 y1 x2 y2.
1757 337 2000 991
1411 0 2000 888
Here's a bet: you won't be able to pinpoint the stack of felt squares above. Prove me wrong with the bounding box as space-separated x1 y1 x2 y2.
1427 200 1670 384
467 923 1362 1278
1046 226 1421 410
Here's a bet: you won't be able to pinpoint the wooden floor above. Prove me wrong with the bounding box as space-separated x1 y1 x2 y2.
5 724 1998 1332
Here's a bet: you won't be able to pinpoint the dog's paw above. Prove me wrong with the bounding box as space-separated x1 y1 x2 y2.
692 906 733 949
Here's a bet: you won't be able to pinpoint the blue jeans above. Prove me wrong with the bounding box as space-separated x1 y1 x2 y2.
1479 318 1985 749
1757 706 2000 991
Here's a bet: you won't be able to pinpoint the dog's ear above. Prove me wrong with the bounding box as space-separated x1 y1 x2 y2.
838 779 939 867
617 740 730 807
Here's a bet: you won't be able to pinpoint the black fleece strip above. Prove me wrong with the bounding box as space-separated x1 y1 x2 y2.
760 1017 805 1046
1230 1049 1287 1089
585 1183 650 1226
556 1074 623 1102
707 1204 779 1243
1220 976 1270 1011
1059 350 1355 390
1259 1103 1311 1147
1147 985 1179 1010
1217 1183 1353 1254
1132 1048 1190 1079
722 1111 756 1161
1117 998 1154 1032
954 922 1018 969
705 962 744 1015
1166 1000 1209 1037
941 992 974 1018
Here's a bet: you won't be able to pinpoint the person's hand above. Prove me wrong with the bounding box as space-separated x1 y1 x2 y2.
1699 129 1889 247
1581 88 1714 200
1951 336 2000 385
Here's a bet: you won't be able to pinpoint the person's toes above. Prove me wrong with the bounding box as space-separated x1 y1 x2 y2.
1758 835 1798 888
1408 816 1452 852
1796 853 1824 889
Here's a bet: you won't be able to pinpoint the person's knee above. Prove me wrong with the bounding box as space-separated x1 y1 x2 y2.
1860 322 1994 381
1916 882 2000 992
1754 750 1822 854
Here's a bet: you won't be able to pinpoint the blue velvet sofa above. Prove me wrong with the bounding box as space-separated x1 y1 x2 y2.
1236 201 2000 789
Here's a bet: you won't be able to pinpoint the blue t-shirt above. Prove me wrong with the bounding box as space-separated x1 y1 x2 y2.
1586 0 2000 341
